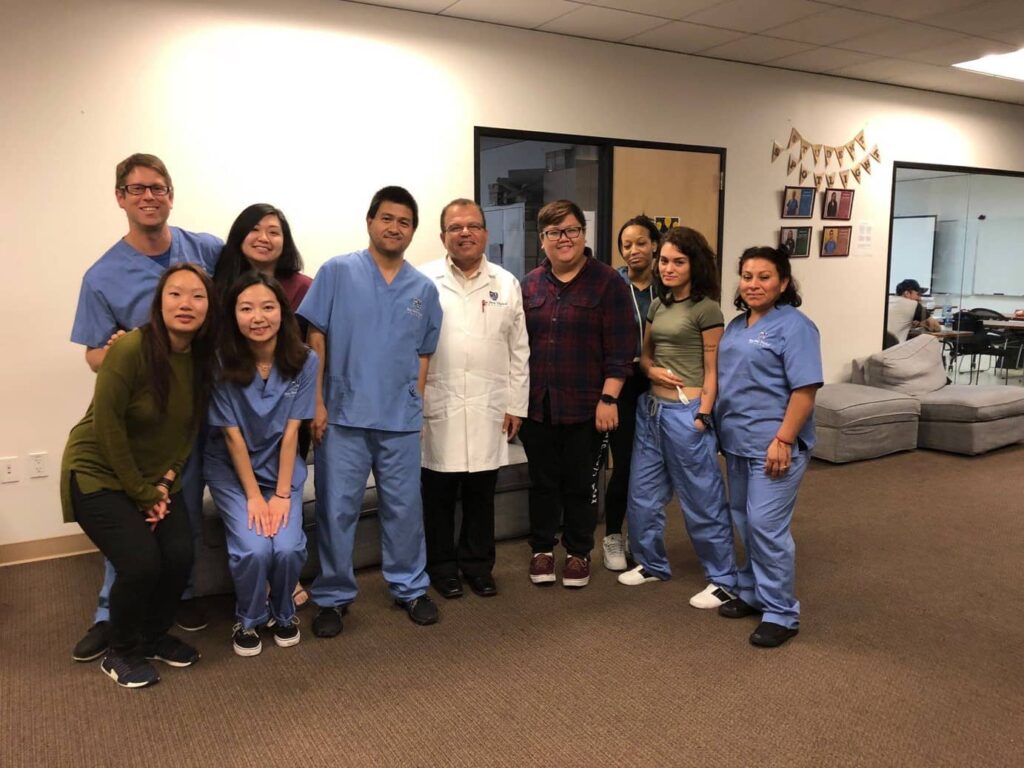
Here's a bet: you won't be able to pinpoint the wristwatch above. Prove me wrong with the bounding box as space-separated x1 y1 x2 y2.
599 393 618 405
697 413 714 430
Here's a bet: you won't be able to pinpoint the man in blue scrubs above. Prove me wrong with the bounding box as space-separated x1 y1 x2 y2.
69 153 221 662
298 186 443 635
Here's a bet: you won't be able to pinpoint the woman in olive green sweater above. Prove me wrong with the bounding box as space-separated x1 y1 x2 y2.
61 263 217 688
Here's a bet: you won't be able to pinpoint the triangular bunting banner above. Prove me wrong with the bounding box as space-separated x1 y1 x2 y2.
788 128 800 148
812 144 822 164
855 130 867 149
799 165 809 183
771 141 783 163
824 147 834 165
870 145 881 162
852 166 862 183
787 155 798 175
840 171 849 188
861 157 872 174
814 173 824 189
800 141 809 160
846 141 856 158
827 173 836 186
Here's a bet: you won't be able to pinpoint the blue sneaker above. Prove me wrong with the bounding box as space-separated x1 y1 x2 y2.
100 653 160 688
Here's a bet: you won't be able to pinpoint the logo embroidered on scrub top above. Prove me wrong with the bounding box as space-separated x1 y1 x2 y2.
284 380 300 398
407 298 424 318
748 330 774 349
489 291 499 301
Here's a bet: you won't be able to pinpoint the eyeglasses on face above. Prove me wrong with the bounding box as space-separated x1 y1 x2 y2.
118 184 172 197
444 223 485 235
541 226 584 242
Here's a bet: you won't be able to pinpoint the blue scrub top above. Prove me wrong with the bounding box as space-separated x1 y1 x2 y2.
716 305 822 458
71 227 222 348
297 249 442 432
205 351 319 490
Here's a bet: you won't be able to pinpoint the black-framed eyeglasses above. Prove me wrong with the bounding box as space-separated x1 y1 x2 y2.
118 184 172 197
541 226 584 242
444 223 485 235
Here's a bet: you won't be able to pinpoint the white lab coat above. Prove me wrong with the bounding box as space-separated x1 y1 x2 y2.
419 256 530 472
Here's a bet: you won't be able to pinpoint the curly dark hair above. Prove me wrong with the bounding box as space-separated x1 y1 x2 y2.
733 246 802 311
654 226 721 305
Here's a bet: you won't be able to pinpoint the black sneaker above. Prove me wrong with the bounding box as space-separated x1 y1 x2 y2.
72 621 110 662
175 599 208 632
101 653 160 688
144 634 200 667
232 624 262 657
718 598 761 619
269 616 301 648
750 621 799 648
395 594 439 626
312 606 345 638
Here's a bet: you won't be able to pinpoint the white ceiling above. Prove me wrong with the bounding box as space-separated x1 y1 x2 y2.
347 0 1024 105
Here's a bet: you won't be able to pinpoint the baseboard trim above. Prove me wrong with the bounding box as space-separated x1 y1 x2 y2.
0 534 97 567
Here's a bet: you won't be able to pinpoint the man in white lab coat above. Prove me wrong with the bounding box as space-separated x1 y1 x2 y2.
419 198 530 599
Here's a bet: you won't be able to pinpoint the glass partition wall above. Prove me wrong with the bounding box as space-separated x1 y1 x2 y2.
888 163 1024 383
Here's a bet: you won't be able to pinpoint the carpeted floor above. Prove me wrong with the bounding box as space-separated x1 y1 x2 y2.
1 445 1022 768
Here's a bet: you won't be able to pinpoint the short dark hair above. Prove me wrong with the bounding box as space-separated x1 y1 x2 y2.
895 278 925 295
733 246 802 310
656 227 721 305
440 198 487 232
538 200 585 232
115 153 172 190
218 272 308 386
617 214 660 255
367 186 419 230
214 204 304 296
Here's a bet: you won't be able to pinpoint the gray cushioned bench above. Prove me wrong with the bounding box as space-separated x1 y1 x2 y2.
813 383 920 463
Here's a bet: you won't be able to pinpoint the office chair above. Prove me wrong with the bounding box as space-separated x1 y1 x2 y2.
949 311 1008 384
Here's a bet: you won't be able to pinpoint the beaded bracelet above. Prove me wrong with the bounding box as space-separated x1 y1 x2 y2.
274 492 289 500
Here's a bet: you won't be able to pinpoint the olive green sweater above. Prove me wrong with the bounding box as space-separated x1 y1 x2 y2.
60 329 199 522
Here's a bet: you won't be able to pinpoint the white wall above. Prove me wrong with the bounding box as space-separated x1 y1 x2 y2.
3 0 1024 547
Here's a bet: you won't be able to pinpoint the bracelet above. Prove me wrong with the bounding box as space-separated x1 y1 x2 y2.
774 435 793 446
274 492 290 500
156 478 172 488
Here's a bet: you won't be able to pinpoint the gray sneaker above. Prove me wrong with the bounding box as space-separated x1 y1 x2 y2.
602 534 627 571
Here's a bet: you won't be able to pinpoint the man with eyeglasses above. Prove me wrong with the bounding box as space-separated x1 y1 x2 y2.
417 198 529 600
520 199 635 588
68 153 222 664
298 186 443 635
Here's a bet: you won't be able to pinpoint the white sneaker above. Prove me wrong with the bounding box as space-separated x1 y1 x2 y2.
689 583 736 609
602 534 627 571
617 565 660 586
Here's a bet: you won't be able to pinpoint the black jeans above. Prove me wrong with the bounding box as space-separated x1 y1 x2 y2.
519 419 605 558
605 366 648 537
421 468 498 580
71 475 193 656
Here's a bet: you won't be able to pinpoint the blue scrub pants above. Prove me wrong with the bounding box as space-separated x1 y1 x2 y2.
93 444 205 623
207 481 307 629
724 450 808 629
626 394 737 588
310 425 429 607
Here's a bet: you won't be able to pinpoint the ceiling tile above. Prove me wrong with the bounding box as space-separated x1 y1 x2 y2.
763 8 890 45
767 45 878 72
538 4 668 41
581 0 723 20
352 0 454 12
827 56 919 82
812 0 986 21
443 0 581 28
902 35 1015 66
699 34 816 64
835 20 965 56
921 0 1024 42
624 20 747 53
683 0 824 34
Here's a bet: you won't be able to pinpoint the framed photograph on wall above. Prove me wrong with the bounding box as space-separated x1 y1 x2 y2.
820 226 852 257
781 186 815 218
779 226 811 257
822 188 855 220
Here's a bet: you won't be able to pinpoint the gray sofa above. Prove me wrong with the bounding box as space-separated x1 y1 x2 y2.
192 443 533 597
814 335 1024 462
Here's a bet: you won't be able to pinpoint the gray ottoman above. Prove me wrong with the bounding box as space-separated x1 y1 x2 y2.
813 383 921 463
917 385 1024 455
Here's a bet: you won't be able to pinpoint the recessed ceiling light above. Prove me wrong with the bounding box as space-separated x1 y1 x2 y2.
953 48 1024 81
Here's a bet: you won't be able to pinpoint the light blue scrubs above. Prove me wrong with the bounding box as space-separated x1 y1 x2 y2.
204 352 318 628
297 249 442 606
716 305 822 629
71 227 222 622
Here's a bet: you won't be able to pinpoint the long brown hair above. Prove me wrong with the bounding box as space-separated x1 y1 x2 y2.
218 272 308 386
142 263 218 424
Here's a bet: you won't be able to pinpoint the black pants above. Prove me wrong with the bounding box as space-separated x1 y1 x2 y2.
519 419 605 558
605 366 648 536
71 475 193 656
422 468 498 580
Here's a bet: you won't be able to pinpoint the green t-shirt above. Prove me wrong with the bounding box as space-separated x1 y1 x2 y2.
60 328 198 521
647 296 725 387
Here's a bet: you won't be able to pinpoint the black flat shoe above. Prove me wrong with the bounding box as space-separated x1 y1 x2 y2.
718 598 761 619
750 621 799 648
432 576 464 599
466 574 497 597
312 605 348 638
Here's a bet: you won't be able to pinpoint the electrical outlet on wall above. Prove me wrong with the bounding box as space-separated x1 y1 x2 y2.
2 456 19 484
29 451 48 478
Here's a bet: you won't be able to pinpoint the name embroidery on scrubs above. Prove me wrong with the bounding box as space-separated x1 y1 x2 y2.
748 329 774 349
284 380 300 398
407 298 424 318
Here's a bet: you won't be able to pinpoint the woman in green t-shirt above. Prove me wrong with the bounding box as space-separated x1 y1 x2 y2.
618 227 739 610
61 263 217 688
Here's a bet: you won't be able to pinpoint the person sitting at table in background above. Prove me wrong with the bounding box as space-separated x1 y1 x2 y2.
887 278 940 343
